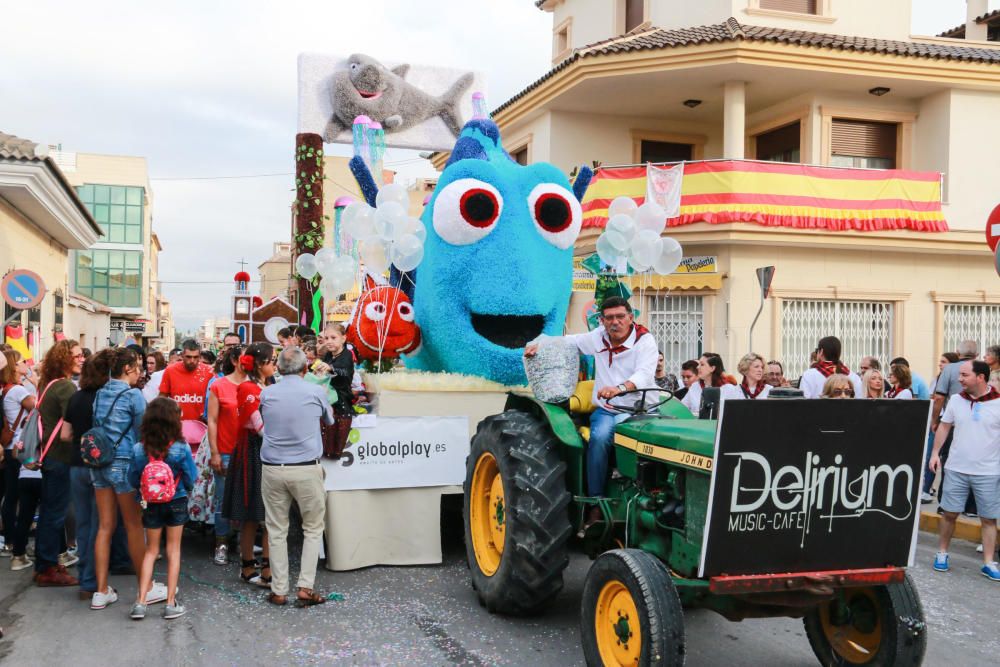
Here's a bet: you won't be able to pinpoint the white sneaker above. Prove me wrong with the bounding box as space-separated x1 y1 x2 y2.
920 491 934 503
59 550 79 567
213 543 228 566
977 544 985 553
10 555 32 571
91 587 119 610
145 581 168 605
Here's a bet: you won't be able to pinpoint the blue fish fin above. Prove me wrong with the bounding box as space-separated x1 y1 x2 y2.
573 166 593 203
349 156 378 207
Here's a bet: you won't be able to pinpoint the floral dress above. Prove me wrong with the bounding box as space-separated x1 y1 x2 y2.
186 431 215 524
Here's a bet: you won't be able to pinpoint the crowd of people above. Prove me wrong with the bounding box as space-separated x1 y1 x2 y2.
0 322 361 619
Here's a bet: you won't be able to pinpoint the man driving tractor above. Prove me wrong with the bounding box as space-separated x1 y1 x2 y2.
524 296 658 529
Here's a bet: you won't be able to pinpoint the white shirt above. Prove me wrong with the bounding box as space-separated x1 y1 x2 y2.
142 369 165 403
2 384 31 447
720 382 771 403
889 388 913 400
941 391 1000 476
681 381 703 415
800 367 863 399
565 325 658 410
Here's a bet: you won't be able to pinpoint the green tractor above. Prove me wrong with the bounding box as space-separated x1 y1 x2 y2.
463 383 928 666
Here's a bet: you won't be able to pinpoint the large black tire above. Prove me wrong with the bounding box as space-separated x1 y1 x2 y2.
803 573 927 666
581 549 686 667
463 410 573 615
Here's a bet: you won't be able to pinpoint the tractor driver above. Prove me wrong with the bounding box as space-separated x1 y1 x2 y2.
524 296 658 529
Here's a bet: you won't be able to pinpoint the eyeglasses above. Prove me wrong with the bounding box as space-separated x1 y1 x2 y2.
602 313 630 321
831 388 854 397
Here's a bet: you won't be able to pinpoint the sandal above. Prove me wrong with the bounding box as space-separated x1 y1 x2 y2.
267 592 287 606
240 559 261 585
255 557 272 589
295 589 326 607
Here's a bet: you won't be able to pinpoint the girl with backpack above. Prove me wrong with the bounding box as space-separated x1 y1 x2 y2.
128 397 196 620
89 348 148 610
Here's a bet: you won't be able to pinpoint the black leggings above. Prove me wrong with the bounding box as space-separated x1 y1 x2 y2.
1 456 19 543
12 477 41 557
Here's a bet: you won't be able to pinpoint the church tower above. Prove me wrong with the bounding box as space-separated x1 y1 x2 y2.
232 271 252 343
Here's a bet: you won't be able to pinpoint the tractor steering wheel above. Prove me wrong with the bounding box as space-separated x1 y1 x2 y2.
603 387 673 416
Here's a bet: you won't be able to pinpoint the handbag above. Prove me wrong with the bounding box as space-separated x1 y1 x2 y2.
79 389 133 468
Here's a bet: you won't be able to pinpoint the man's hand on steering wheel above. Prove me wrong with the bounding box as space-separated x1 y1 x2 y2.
597 383 629 400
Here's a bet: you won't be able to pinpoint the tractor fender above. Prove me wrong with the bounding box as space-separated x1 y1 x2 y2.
503 393 585 452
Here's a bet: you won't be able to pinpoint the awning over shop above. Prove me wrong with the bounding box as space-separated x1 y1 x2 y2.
620 273 723 291
581 160 948 233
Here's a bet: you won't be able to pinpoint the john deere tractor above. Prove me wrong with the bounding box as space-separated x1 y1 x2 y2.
463 383 928 666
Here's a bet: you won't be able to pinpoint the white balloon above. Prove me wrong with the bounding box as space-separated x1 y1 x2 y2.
604 229 628 253
635 201 667 235
596 233 625 268
315 247 337 279
319 276 339 300
295 253 318 280
374 201 407 240
608 196 638 219
606 214 637 244
391 234 424 272
342 202 375 240
653 237 684 276
375 183 409 209
393 216 426 244
629 229 662 271
327 257 357 294
361 239 390 274
409 218 427 243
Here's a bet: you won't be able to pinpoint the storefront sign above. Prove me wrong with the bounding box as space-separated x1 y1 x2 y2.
1 269 46 310
322 415 469 491
674 256 717 274
573 257 596 292
699 399 929 577
110 319 148 333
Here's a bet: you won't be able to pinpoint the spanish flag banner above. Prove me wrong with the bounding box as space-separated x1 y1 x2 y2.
581 161 948 232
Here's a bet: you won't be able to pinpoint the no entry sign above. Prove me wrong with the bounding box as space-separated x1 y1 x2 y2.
2 269 46 310
987 203 1000 252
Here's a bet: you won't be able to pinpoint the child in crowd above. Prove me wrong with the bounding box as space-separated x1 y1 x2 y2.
128 398 197 620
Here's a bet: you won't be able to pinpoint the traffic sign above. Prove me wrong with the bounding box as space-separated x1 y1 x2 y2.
987 203 1000 252
1 269 45 310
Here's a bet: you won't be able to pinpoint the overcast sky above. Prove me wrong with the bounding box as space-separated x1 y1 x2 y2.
1 0 978 332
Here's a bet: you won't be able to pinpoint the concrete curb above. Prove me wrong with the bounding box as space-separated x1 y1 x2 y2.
919 510 984 542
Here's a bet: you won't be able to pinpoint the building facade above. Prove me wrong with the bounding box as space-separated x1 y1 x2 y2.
0 133 103 356
258 241 292 302
50 149 169 349
457 0 1000 381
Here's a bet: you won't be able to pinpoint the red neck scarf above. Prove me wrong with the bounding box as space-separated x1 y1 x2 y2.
812 360 850 378
740 380 766 399
886 385 901 398
960 385 1000 405
598 324 649 366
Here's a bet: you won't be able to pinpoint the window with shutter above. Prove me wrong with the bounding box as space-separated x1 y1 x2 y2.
755 122 801 163
830 119 897 169
760 0 818 14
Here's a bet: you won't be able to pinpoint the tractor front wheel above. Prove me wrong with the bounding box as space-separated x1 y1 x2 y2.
581 549 686 667
464 410 572 615
803 573 926 666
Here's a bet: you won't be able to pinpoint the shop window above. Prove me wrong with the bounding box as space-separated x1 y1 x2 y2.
76 184 144 244
755 121 801 163
640 140 692 164
647 295 703 375
781 299 893 379
760 0 817 14
74 249 143 308
830 119 897 169
943 304 1000 358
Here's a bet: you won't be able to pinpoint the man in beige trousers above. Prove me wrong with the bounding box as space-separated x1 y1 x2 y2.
259 346 333 607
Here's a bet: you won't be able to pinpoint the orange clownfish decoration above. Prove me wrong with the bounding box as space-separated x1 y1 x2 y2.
346 275 421 362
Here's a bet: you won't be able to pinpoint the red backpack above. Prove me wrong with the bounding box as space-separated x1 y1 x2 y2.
140 457 177 505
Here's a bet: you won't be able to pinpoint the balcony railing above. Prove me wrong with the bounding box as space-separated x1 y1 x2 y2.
580 159 948 233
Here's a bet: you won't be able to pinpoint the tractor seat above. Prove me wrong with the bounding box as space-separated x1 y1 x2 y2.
569 381 596 415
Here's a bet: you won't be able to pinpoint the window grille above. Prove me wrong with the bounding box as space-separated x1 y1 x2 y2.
943 304 1000 358
781 299 893 379
647 295 703 375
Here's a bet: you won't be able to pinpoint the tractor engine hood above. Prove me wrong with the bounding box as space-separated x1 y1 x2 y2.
614 418 717 473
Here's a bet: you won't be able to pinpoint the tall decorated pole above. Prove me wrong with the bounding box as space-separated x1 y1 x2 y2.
293 133 325 330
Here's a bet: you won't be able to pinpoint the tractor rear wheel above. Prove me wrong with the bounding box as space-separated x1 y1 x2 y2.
803 573 926 666
581 549 686 667
464 410 572 615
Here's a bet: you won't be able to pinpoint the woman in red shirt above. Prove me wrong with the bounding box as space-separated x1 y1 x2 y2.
206 347 247 566
222 342 275 587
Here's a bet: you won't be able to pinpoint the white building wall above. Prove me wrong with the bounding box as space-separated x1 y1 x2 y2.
938 89 1000 231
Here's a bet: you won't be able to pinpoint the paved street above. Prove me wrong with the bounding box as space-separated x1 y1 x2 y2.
0 523 997 666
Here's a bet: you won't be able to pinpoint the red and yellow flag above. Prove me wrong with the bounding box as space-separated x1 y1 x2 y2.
581 161 948 232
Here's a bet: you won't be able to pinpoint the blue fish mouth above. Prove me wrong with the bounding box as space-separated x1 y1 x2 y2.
471 313 545 349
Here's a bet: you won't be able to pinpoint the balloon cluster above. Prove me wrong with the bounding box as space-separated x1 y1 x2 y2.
342 182 427 274
595 197 682 275
295 247 358 301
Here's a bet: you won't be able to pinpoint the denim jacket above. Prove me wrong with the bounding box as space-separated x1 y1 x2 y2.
92 379 145 459
129 441 197 499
